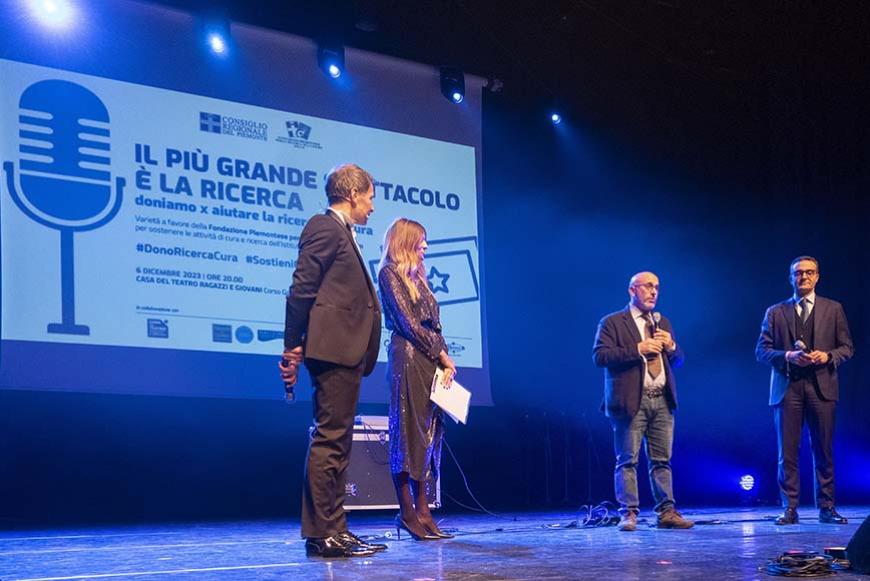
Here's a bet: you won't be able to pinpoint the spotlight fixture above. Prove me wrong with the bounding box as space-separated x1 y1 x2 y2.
440 67 465 104
550 112 563 125
318 44 345 78
208 32 227 54
28 0 76 28
199 11 231 57
739 474 755 491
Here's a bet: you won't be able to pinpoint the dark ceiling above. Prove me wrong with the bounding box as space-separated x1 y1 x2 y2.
148 0 869 104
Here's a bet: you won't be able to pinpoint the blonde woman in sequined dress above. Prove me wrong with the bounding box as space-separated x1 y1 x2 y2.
378 218 457 541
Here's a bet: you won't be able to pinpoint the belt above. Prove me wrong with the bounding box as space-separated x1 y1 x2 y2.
644 388 665 398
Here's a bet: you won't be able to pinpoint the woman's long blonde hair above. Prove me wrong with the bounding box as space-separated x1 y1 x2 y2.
379 218 428 302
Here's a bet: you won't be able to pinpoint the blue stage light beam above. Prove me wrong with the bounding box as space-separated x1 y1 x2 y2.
28 0 76 28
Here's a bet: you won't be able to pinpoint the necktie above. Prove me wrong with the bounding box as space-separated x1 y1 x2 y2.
644 315 663 379
799 298 810 324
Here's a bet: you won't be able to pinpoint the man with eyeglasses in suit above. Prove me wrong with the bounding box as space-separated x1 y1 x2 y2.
593 271 694 531
756 256 854 525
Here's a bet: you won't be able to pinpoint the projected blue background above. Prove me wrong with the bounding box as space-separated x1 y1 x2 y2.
0 1 490 405
0 0 867 525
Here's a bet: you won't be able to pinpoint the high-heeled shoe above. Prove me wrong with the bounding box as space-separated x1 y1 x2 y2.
420 518 455 539
394 515 439 541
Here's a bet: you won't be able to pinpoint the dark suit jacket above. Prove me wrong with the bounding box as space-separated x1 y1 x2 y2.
755 295 853 405
284 211 381 376
593 307 685 419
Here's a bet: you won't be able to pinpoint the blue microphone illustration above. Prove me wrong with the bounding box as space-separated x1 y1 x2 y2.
3 80 124 335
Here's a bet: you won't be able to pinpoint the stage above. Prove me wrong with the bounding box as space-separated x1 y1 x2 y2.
1 506 867 580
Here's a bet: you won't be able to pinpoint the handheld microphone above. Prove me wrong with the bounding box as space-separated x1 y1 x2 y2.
4 80 124 335
651 312 661 333
790 340 811 372
281 356 297 404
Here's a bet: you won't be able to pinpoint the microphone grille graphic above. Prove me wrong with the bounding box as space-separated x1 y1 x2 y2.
15 79 116 228
4 79 124 336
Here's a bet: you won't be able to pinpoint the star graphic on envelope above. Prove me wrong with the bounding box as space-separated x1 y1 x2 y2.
427 266 450 294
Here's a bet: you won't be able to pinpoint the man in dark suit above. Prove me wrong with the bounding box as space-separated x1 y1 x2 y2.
593 272 693 531
280 164 385 557
756 256 854 525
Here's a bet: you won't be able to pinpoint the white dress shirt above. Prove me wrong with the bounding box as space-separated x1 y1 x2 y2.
629 304 667 389
794 291 816 319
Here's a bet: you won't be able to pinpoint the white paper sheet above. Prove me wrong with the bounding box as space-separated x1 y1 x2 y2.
430 367 471 424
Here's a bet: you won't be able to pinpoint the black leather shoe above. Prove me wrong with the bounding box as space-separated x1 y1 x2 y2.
305 535 376 558
819 507 848 524
338 531 388 552
775 508 799 525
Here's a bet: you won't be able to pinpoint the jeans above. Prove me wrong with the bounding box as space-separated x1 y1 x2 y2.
611 392 675 515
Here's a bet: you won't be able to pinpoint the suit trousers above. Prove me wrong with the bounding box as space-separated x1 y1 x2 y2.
611 392 675 516
300 357 365 539
774 377 836 509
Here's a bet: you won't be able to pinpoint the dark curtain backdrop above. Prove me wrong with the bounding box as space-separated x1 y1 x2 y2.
2 25 868 525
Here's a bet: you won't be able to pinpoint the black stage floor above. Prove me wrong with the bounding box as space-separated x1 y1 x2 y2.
1 506 867 580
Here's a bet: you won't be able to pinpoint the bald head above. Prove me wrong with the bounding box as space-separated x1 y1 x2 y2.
629 272 657 287
628 271 660 312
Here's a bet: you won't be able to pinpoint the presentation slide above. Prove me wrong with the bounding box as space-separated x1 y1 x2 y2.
0 57 489 402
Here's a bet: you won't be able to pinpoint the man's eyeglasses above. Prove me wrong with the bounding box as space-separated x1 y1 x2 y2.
791 269 817 278
632 283 659 292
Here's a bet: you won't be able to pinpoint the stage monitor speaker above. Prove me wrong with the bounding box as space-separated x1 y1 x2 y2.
342 415 440 511
847 514 870 574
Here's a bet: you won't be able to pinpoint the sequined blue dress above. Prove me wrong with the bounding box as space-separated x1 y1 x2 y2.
378 263 447 481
